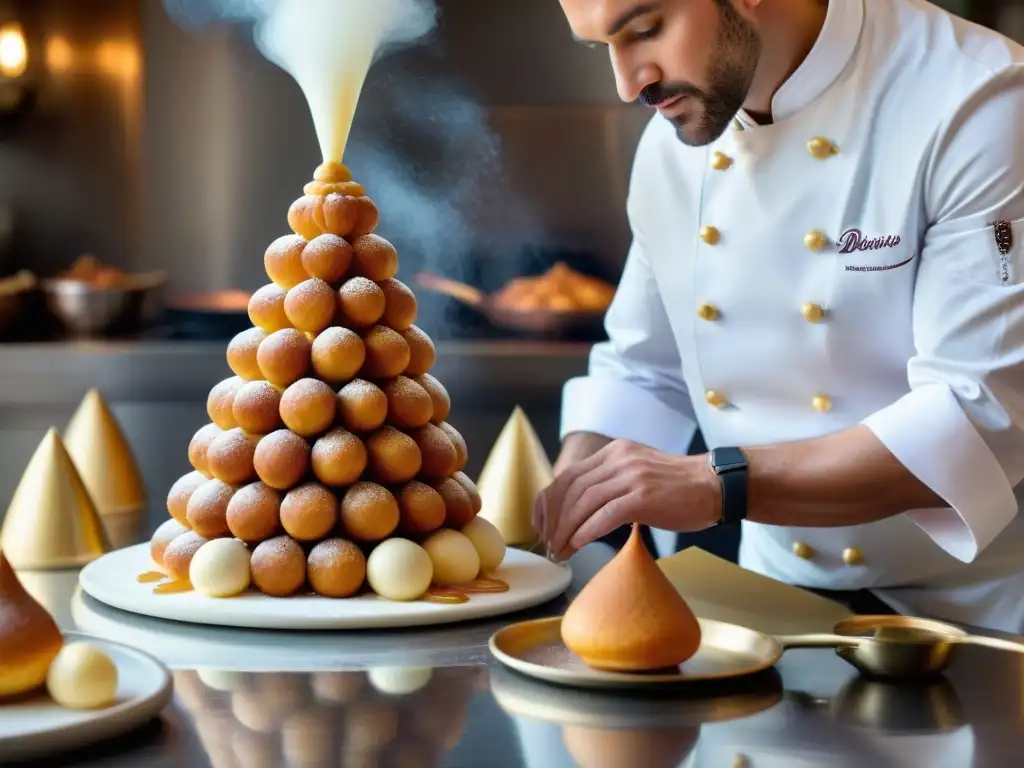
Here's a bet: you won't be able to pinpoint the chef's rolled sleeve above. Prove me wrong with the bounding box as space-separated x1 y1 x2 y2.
863 67 1024 562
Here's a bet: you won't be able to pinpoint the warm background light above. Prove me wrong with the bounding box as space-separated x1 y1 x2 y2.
0 22 27 79
96 39 139 81
45 35 73 74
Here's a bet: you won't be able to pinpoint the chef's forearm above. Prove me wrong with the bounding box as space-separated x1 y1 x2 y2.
740 425 947 527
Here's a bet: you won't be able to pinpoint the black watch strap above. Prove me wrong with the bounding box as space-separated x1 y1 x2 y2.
709 447 748 527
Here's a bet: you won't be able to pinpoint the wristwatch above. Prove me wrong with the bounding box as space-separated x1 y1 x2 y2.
707 447 749 527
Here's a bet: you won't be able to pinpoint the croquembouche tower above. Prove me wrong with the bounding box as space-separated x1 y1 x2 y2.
156 161 505 601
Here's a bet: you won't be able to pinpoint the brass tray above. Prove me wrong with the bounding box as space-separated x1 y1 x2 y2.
490 614 1024 689
489 617 781 690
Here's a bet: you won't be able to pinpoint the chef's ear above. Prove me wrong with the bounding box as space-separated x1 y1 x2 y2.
736 0 764 10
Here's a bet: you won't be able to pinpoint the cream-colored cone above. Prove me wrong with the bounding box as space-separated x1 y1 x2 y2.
63 388 146 516
1 428 110 569
477 406 553 546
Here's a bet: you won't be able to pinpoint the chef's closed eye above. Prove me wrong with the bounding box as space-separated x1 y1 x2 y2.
630 19 663 42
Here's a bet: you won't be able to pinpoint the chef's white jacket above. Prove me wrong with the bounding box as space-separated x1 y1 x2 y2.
561 0 1024 633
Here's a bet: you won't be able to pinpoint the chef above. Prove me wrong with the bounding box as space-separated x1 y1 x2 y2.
535 0 1024 633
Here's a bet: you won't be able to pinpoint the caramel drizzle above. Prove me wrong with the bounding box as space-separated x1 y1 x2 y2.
136 570 166 583
153 579 194 594
422 577 509 604
461 577 509 594
424 588 469 604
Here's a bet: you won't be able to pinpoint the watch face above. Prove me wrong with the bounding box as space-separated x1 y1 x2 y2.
712 447 747 471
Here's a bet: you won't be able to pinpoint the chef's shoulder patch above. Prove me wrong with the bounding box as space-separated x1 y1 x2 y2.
990 219 1019 286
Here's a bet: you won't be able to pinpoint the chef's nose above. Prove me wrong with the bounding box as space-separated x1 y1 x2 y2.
610 52 660 104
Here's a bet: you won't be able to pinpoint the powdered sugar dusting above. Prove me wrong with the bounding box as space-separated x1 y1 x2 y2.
255 429 311 461
164 530 209 560
288 277 335 306
385 375 432 424
339 276 384 301
209 427 258 466
237 380 282 411
340 378 384 400
190 478 235 508
415 374 450 421
284 481 337 509
252 534 304 563
230 326 269 356
314 426 362 453
345 481 396 508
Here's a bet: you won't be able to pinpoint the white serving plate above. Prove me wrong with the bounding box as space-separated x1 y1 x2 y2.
0 631 173 762
79 543 572 630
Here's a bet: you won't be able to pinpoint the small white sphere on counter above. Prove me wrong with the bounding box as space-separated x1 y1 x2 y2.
422 529 481 586
366 538 433 601
46 643 118 709
197 668 248 692
189 538 252 598
367 666 433 696
461 517 506 571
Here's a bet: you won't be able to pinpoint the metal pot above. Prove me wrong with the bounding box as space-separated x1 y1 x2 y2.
41 271 167 338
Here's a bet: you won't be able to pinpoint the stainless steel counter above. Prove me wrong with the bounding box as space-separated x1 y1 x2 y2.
10 541 1024 768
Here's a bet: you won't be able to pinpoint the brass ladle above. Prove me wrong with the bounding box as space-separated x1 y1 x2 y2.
777 614 1024 679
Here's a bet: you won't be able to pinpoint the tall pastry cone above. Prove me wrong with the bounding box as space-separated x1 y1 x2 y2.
0 428 110 569
64 388 147 516
0 549 64 698
477 406 553 545
560 524 702 671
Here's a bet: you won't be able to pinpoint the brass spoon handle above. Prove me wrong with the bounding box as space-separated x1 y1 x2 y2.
776 633 863 650
958 635 1024 654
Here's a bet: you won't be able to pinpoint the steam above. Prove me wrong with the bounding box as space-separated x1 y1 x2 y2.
165 0 437 162
162 0 544 337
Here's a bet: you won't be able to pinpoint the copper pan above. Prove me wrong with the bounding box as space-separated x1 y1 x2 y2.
414 271 606 336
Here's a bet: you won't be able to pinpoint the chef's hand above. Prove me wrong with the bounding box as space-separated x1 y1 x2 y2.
533 439 722 560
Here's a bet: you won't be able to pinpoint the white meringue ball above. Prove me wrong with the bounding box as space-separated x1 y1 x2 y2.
461 517 506 571
189 538 251 598
46 643 118 710
422 529 480 586
366 538 432 601
197 668 247 692
367 666 433 696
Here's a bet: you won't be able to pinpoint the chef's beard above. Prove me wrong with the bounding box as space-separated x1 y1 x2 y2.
639 1 761 146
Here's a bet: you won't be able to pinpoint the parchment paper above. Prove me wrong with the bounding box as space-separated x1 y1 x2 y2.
658 547 853 635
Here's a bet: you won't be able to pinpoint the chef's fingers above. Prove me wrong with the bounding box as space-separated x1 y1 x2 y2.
541 453 597 547
557 450 617 533
550 468 628 557
541 441 620 553
531 490 546 539
569 493 640 552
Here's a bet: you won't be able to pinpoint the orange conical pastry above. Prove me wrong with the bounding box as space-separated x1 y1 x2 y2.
0 550 64 698
560 524 701 671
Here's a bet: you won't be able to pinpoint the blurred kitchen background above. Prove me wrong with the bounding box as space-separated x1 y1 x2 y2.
0 0 1017 540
